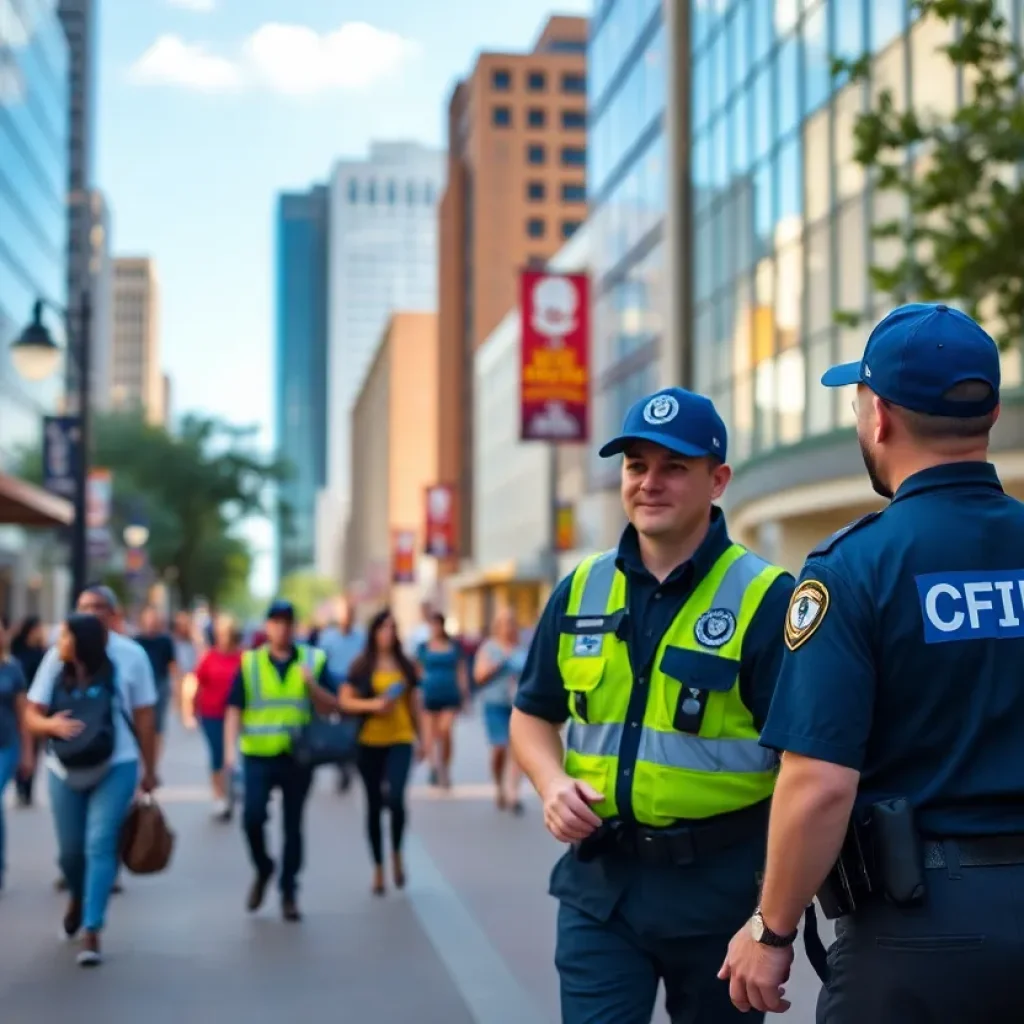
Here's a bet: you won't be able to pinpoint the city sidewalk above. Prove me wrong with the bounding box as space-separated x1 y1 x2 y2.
0 709 828 1023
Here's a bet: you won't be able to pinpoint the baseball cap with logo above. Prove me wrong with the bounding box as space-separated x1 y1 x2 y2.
821 303 1000 417
598 387 728 462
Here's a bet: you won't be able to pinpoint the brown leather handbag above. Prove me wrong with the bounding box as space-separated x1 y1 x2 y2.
120 795 176 875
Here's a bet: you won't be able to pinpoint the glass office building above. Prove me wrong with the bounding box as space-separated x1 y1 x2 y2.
0 0 68 469
274 186 330 581
588 0 667 485
691 0 1023 473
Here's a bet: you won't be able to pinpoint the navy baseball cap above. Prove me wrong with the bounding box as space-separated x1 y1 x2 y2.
598 387 728 462
265 599 296 621
821 303 1000 417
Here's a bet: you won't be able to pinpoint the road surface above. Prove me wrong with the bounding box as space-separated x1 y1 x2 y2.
1 708 830 1022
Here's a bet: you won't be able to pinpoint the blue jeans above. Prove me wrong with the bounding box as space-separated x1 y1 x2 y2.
0 744 18 885
48 760 138 932
198 715 225 774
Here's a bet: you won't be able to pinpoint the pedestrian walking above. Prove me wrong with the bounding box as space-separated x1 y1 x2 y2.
339 609 421 896
721 304 1024 1022
23 612 158 966
192 614 242 820
134 607 178 764
11 616 46 806
473 606 528 812
317 596 366 793
0 617 31 892
415 612 468 789
511 387 793 1024
224 599 335 922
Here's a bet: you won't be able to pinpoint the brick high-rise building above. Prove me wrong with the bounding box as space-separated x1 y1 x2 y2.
438 14 587 563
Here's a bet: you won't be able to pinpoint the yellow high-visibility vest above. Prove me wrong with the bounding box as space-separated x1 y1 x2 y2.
239 645 322 757
557 544 784 827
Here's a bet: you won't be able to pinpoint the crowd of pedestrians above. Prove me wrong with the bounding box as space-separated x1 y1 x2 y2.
0 585 532 965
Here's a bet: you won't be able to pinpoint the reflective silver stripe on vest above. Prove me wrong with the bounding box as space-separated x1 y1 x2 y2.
709 550 771 614
242 652 309 713
566 721 777 773
578 550 619 615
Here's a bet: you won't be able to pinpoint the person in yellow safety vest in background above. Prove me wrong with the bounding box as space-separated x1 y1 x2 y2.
511 387 795 1024
224 599 336 922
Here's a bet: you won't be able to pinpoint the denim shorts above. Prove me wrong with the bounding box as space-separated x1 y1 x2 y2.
198 716 226 773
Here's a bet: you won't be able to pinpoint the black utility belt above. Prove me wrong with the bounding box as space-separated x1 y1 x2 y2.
574 801 769 868
818 795 1024 920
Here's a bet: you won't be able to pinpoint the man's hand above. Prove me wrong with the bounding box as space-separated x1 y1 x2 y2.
139 769 160 794
48 710 85 740
718 922 794 1014
18 747 35 779
541 773 603 843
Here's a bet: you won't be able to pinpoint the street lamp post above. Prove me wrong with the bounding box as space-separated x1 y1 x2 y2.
10 290 92 604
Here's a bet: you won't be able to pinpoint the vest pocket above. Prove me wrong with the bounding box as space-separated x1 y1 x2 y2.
561 657 606 724
658 647 739 738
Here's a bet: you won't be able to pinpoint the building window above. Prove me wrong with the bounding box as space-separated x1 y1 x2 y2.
561 72 586 94
561 182 585 202
348 179 358 203
545 39 586 54
527 70 546 91
407 181 416 204
387 180 397 204
367 180 377 203
527 218 546 239
492 69 511 90
561 220 581 239
492 106 512 127
527 144 546 164
561 109 586 129
527 181 546 201
527 108 546 128
561 146 586 167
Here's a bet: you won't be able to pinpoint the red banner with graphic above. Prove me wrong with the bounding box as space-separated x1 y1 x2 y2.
519 269 590 442
424 484 456 558
391 529 416 584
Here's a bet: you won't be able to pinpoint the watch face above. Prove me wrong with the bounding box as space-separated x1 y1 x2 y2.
750 914 765 942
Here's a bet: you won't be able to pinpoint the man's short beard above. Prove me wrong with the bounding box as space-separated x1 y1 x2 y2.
859 437 893 500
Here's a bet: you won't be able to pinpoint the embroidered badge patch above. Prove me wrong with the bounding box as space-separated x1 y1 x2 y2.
784 580 830 651
573 634 603 657
694 608 737 648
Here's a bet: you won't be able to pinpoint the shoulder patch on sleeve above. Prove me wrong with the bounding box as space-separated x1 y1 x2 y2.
808 511 882 558
784 580 830 651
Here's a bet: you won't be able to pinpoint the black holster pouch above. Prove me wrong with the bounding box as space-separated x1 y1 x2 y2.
573 821 619 862
817 817 874 919
871 797 926 908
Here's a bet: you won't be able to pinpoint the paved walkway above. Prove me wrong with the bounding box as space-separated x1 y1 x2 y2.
0 709 830 1022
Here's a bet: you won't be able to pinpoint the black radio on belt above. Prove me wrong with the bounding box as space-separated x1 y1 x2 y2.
817 797 926 918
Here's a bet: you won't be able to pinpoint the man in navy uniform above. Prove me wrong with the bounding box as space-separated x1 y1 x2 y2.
512 387 793 1023
721 303 1024 1021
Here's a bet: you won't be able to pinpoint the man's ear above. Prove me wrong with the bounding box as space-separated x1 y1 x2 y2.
710 460 732 501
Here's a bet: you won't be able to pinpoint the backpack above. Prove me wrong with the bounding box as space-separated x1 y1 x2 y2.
49 664 120 770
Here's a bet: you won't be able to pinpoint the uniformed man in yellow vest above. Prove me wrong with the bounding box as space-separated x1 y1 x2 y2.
224 600 336 922
511 387 795 1023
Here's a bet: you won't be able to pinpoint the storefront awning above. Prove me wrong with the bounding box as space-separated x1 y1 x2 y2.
0 473 73 527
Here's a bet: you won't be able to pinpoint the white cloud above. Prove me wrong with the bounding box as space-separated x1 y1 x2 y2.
129 34 242 91
244 22 419 96
167 0 216 10
128 20 418 95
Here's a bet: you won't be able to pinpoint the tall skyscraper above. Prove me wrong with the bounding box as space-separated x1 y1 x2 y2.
319 141 444 580
58 0 110 409
274 186 330 582
111 257 163 424
438 14 588 562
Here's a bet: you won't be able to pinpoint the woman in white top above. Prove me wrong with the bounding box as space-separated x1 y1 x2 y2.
24 613 158 967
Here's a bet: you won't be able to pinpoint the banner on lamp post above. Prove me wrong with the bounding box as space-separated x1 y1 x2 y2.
42 416 80 499
86 468 113 563
424 483 456 558
519 268 590 443
391 529 416 584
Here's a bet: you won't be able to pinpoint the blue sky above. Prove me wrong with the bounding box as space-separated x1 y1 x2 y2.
96 0 589 593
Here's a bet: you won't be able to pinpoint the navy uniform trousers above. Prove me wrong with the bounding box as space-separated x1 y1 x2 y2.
556 902 762 1024
818 859 1024 1022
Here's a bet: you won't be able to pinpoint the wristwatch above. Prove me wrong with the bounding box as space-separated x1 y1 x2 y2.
750 909 798 948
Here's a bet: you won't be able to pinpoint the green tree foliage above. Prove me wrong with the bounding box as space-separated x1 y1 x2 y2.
277 571 338 623
837 0 1024 346
20 412 290 608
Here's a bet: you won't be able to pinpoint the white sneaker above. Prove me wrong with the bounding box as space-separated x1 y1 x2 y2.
76 948 102 967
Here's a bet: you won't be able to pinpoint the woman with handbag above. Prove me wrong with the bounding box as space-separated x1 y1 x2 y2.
23 613 158 967
339 609 421 896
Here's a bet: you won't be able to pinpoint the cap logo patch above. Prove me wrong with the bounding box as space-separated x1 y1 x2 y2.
643 394 679 425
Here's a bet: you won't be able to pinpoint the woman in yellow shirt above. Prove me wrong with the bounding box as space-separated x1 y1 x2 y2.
339 608 421 895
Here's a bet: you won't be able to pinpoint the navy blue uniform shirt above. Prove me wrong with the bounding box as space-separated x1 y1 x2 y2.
761 462 1024 838
227 646 335 711
515 507 794 938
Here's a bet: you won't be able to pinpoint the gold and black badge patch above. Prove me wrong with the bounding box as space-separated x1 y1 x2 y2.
784 580 830 652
